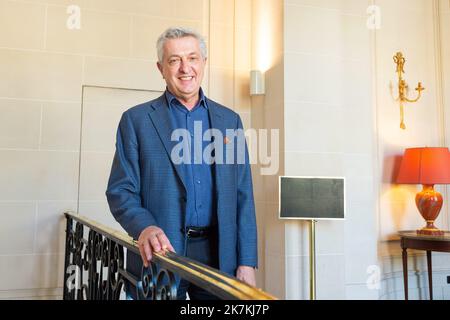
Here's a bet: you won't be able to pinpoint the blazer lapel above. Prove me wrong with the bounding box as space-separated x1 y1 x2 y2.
147 95 188 193
207 100 226 198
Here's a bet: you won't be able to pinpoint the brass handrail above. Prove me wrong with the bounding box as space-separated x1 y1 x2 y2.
64 211 276 300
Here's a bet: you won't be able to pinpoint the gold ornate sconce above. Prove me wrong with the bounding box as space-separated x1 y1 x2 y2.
393 52 425 130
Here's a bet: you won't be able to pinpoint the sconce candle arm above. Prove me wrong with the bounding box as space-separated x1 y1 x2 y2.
403 82 425 103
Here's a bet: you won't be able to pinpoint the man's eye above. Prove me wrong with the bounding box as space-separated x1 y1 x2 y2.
169 58 180 65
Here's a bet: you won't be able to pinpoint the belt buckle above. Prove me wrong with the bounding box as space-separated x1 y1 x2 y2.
186 228 195 238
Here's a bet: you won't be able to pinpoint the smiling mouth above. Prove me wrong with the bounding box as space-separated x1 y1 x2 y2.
179 76 194 81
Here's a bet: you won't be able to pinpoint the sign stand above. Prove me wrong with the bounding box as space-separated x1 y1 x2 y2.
279 176 345 301
309 219 317 300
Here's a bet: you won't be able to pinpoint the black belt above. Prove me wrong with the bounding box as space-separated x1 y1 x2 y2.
181 226 215 238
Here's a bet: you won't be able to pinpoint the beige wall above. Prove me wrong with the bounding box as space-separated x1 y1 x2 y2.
0 0 252 299
2 0 449 301
251 0 285 298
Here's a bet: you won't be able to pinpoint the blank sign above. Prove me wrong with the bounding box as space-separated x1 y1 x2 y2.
279 176 345 220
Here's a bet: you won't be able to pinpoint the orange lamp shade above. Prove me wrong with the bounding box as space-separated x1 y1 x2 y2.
397 147 450 185
396 147 450 236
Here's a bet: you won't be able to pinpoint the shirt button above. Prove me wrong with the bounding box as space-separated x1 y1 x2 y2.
197 180 201 184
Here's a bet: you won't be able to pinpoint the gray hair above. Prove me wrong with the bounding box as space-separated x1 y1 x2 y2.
156 27 207 63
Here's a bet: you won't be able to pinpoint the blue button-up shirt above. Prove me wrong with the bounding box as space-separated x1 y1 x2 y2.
165 88 217 227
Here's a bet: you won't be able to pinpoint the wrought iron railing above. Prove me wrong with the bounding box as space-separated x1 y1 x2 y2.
63 211 276 300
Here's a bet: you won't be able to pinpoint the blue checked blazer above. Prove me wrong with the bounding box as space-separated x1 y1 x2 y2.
105 93 258 283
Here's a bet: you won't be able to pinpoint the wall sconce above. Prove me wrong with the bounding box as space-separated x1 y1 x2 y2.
393 52 425 130
250 70 265 96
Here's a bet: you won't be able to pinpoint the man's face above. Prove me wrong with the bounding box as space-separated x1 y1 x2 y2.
157 36 206 104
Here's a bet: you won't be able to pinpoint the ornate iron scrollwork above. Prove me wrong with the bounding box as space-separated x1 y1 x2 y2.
63 212 277 300
63 215 178 300
155 269 177 300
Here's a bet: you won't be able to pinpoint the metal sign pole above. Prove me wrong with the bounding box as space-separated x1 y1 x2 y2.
309 219 317 300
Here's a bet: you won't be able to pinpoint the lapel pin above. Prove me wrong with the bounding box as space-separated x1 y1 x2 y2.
224 136 231 145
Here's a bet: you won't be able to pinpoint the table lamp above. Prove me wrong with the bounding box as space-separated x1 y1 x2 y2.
397 147 450 236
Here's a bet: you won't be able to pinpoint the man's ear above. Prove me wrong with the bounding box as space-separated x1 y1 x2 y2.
157 62 164 78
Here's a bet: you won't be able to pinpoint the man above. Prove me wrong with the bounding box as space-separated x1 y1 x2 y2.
106 27 257 300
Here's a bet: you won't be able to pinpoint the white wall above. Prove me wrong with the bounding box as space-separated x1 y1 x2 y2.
440 0 450 203
374 0 450 300
274 0 450 300
283 0 378 299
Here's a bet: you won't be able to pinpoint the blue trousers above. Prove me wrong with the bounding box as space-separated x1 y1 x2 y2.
176 230 220 300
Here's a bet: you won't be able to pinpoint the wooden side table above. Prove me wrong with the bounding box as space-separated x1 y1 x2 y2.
399 231 450 300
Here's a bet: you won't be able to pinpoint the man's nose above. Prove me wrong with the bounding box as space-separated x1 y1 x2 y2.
179 59 190 73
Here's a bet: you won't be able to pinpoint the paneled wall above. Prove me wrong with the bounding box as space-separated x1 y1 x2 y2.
283 0 377 299
78 87 161 230
375 0 450 300
255 0 450 300
441 2 450 160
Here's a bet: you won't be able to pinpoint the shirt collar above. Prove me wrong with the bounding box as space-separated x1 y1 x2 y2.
165 87 208 110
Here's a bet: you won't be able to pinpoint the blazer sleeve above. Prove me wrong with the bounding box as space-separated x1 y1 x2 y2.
106 111 158 240
236 115 258 268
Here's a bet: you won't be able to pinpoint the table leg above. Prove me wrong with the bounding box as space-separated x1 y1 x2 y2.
402 247 408 300
426 251 433 300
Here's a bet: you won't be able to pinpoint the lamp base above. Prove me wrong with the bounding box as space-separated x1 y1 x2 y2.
415 185 444 236
417 225 444 236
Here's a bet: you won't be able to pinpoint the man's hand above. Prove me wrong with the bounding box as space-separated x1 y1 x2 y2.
236 266 256 287
137 226 175 267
